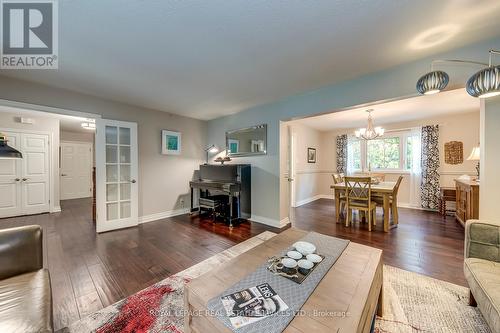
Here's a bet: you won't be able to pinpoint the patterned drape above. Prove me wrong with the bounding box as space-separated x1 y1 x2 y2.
421 125 440 209
336 134 348 174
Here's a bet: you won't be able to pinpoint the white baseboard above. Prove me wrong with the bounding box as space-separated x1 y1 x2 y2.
52 206 61 213
294 194 333 207
139 208 190 224
250 214 290 228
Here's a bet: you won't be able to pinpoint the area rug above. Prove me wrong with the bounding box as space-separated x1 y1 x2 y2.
66 232 490 333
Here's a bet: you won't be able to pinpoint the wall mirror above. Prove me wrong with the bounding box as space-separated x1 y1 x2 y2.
226 124 267 157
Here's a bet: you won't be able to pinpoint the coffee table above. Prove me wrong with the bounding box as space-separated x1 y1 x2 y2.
184 228 383 333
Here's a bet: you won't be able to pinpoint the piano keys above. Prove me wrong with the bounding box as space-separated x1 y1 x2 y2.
190 164 251 227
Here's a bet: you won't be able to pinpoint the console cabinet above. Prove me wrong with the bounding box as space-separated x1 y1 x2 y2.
455 179 479 227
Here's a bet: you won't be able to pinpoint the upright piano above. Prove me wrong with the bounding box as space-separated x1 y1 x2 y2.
189 164 251 226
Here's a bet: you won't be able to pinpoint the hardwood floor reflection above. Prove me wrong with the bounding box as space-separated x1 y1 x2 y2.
0 197 465 330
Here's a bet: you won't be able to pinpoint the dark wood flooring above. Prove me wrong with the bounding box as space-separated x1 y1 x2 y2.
0 198 465 330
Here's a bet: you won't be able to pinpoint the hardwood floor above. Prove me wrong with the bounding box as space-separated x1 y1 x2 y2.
0 197 465 330
292 199 465 287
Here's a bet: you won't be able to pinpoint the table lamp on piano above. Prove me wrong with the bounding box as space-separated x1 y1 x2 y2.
204 144 219 164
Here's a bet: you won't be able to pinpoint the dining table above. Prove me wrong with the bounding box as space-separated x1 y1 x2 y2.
330 180 399 232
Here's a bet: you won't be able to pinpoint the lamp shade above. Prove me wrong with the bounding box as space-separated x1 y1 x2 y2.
0 135 22 159
466 65 500 98
416 71 449 95
467 146 480 161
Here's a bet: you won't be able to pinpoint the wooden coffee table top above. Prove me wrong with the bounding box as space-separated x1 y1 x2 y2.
184 228 383 333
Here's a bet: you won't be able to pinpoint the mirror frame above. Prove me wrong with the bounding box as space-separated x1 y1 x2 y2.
226 124 267 157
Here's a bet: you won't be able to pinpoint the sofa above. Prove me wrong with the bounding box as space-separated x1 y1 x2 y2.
464 219 500 332
0 225 53 332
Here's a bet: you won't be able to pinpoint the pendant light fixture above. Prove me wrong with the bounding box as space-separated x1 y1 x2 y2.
0 133 22 159
355 109 384 140
416 50 500 99
466 50 500 98
416 70 449 95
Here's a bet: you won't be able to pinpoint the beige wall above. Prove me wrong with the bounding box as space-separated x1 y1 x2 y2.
0 75 207 219
0 110 61 210
287 111 479 208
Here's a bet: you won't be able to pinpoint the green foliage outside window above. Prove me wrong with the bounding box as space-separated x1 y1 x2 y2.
367 137 400 169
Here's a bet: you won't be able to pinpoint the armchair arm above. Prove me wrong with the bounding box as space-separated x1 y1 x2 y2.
465 220 500 262
0 225 43 280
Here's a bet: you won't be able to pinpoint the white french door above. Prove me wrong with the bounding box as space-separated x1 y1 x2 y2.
96 119 138 233
60 141 93 200
0 131 50 217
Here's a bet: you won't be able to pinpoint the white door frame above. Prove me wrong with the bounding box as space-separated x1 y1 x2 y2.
0 127 55 213
95 119 138 233
60 140 93 200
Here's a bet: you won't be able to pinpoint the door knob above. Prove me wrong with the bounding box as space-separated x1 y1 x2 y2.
130 179 137 184
22 178 28 181
14 178 20 182
61 174 67 176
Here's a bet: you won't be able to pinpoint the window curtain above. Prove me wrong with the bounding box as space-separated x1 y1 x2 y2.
409 128 422 208
346 136 357 174
421 125 440 209
336 134 348 174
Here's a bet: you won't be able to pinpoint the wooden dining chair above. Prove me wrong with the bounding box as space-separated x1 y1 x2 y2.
332 173 347 216
344 176 377 231
373 175 403 225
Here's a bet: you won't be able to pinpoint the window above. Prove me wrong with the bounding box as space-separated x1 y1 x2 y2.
367 137 400 169
348 131 418 172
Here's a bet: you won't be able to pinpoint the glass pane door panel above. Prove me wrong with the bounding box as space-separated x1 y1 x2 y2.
106 145 117 163
106 165 118 182
120 183 131 201
120 165 130 181
107 203 118 220
119 146 130 163
119 127 130 145
106 184 118 201
120 201 131 219
106 126 118 144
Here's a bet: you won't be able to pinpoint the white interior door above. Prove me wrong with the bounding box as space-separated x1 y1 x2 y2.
96 119 138 233
20 133 50 215
0 132 22 217
61 141 93 200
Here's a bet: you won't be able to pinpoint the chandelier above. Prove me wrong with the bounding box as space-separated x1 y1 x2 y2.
355 109 384 140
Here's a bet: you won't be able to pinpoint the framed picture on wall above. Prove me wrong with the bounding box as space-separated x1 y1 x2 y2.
307 147 316 163
161 130 181 155
228 139 239 153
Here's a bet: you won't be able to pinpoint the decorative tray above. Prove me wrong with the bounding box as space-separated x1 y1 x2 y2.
266 254 325 284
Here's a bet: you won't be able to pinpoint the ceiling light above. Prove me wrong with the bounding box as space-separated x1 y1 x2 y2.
355 110 384 140
466 50 500 98
416 59 489 96
416 71 449 95
0 133 22 159
81 122 96 130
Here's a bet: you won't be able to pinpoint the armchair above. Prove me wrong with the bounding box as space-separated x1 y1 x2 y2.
464 219 500 332
0 225 53 333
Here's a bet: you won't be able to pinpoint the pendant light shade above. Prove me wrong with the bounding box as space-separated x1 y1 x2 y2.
416 71 449 95
0 134 22 159
466 65 500 98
